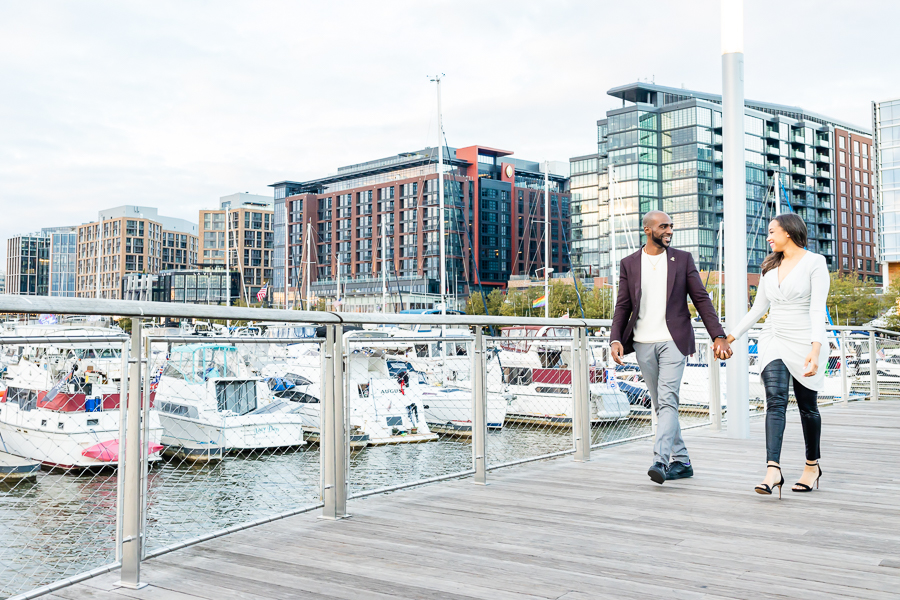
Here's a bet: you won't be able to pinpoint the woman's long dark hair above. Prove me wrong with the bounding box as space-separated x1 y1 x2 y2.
760 213 808 275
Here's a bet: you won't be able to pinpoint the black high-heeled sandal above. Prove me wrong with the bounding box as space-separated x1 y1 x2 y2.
755 464 785 499
792 461 822 492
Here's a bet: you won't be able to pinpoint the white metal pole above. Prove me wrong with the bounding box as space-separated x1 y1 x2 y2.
722 0 750 439
381 221 387 313
609 165 617 309
336 247 341 310
717 220 724 318
544 161 550 319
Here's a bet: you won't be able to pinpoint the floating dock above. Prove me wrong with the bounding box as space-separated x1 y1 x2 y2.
303 427 370 449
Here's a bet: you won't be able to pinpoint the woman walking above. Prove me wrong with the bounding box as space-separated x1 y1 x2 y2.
726 214 829 498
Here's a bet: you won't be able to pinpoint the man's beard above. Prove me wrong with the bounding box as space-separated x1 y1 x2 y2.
651 232 670 248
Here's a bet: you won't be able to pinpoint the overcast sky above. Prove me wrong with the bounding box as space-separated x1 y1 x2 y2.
1 0 897 268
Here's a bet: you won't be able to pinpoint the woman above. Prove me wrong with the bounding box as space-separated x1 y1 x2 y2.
726 213 829 498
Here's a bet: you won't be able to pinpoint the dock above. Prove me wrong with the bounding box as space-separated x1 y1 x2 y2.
0 451 40 482
32 399 900 599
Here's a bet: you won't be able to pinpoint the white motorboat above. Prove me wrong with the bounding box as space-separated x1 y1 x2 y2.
154 344 306 452
0 359 163 469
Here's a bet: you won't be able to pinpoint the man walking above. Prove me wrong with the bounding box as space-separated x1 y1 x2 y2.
610 211 732 484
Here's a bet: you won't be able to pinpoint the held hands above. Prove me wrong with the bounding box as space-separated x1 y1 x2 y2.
610 341 625 366
712 337 733 360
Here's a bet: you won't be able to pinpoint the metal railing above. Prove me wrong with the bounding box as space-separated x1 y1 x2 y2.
0 294 896 599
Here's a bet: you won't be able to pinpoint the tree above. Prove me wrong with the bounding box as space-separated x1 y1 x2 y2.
826 272 890 327
464 288 504 316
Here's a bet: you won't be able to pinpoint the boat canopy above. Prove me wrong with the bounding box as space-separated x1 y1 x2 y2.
165 344 241 384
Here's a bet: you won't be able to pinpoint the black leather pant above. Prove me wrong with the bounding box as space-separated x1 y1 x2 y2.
760 359 821 464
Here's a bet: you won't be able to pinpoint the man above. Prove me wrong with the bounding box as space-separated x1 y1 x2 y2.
610 211 732 485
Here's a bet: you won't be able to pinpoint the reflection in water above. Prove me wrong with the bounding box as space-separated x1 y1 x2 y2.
0 418 686 598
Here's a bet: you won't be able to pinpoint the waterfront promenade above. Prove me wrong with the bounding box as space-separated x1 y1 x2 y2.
37 399 900 600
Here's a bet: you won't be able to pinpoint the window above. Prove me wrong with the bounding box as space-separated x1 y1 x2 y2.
840 151 846 164
853 140 860 154
863 143 868 157
841 196 847 209
854 155 860 168
840 166 846 179
841 212 847 224
842 242 848 253
216 381 257 415
858 259 864 271
856 214 861 226
839 136 845 149
841 226 848 238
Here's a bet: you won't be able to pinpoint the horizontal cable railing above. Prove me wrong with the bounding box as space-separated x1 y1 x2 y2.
0 295 897 599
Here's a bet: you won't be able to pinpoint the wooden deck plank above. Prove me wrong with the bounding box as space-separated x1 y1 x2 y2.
49 400 900 600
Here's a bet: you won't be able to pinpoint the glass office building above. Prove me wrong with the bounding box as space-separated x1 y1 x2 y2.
47 227 77 297
571 83 869 278
875 98 900 284
569 154 600 275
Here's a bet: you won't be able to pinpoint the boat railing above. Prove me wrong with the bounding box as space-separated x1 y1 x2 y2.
0 294 897 599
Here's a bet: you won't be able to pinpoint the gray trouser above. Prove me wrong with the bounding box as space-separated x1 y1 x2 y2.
634 341 689 465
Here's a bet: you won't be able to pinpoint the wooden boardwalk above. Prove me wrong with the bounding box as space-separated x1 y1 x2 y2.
46 400 900 600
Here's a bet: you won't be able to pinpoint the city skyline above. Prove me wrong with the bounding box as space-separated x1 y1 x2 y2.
0 1 896 267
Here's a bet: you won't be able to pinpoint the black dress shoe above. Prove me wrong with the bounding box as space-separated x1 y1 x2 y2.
647 462 668 484
667 461 693 480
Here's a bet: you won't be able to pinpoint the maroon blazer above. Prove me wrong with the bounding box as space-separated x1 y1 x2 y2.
609 246 725 357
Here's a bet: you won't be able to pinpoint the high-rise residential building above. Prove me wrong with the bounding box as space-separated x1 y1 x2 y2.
571 82 870 279
198 193 274 303
271 146 571 312
0 270 5 294
874 98 900 286
833 129 877 280
6 233 49 295
75 206 198 299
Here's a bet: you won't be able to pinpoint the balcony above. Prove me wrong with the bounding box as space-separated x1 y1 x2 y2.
817 185 831 194
815 137 830 148
765 145 779 155
791 166 806 176
814 153 830 163
764 127 779 138
815 169 830 178
765 161 780 170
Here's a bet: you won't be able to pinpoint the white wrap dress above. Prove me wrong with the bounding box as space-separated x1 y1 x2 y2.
728 252 831 392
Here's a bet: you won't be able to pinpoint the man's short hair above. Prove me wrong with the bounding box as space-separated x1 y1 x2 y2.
642 210 669 229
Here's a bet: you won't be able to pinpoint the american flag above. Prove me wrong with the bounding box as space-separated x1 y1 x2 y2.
149 357 167 392
256 282 268 302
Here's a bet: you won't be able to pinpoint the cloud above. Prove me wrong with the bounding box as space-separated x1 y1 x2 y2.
0 0 896 268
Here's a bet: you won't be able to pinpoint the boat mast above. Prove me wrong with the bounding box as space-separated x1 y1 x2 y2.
306 221 313 310
543 161 550 319
431 74 446 317
774 170 781 217
381 220 387 313
284 201 290 309
609 164 617 310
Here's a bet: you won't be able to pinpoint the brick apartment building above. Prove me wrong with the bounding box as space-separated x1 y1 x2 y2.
198 192 274 303
834 128 878 280
271 145 571 311
75 206 198 299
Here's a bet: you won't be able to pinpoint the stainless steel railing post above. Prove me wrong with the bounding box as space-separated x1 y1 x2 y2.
472 327 487 485
870 330 879 402
840 330 849 405
118 319 147 589
114 339 129 562
708 343 722 431
321 324 349 519
573 327 591 462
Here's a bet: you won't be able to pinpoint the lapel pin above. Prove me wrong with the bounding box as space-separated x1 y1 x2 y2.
670 257 675 261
